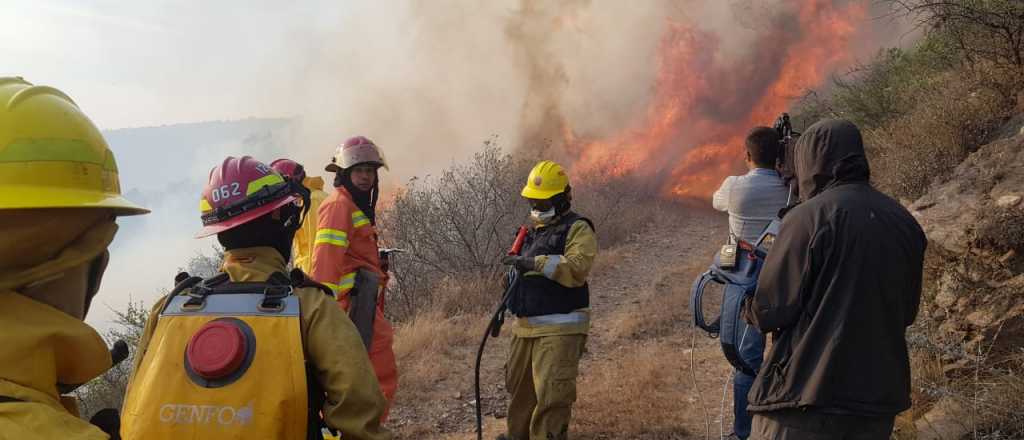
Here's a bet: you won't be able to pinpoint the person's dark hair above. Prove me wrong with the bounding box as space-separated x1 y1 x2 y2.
745 126 781 168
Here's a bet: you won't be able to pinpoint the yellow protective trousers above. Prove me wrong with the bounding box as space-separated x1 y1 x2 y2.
505 334 586 440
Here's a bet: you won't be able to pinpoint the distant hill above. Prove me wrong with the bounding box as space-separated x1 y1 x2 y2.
103 118 293 247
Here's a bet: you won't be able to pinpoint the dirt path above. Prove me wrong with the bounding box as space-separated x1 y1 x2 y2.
389 208 741 439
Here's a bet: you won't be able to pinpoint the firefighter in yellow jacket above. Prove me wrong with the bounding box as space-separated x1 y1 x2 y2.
120 156 392 440
270 158 329 274
0 76 149 439
499 161 597 440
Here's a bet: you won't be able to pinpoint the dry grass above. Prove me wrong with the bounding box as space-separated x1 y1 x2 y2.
901 326 1024 439
393 310 482 396
429 274 506 318
572 340 692 437
589 244 629 276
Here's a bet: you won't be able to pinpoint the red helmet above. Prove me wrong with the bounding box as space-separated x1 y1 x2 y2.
270 158 306 182
325 135 388 172
196 156 297 238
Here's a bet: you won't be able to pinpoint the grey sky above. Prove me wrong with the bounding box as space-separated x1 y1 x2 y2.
2 0 340 128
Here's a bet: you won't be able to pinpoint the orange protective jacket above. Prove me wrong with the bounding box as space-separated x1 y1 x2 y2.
310 186 397 419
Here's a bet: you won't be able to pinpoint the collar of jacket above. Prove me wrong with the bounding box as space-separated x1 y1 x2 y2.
333 184 357 204
221 247 288 282
0 291 110 410
303 175 325 192
748 167 780 177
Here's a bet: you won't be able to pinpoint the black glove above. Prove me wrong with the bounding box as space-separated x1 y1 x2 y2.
501 255 535 273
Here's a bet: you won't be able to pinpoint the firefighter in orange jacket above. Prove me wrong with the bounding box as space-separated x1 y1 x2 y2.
311 136 398 420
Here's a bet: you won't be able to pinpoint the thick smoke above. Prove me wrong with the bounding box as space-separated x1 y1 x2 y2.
82 0 907 329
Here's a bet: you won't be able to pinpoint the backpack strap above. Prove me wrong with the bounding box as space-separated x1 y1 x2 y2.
158 272 206 314
165 271 298 313
690 269 723 335
575 216 595 232
289 268 335 298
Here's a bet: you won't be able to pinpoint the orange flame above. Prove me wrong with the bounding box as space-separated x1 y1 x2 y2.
564 0 866 200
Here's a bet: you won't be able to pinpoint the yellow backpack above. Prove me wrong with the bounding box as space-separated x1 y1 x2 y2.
122 273 319 439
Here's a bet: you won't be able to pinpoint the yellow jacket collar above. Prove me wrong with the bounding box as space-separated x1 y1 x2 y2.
0 291 110 403
221 247 288 282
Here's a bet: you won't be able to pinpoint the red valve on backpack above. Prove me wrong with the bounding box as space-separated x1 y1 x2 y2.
508 226 528 256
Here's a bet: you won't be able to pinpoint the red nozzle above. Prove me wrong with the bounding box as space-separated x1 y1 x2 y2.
508 226 528 256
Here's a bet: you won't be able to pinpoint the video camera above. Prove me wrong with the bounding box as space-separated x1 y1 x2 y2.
773 113 801 202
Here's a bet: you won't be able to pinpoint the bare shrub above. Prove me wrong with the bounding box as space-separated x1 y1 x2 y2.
73 300 148 419
886 0 1024 99
181 245 224 278
380 138 531 321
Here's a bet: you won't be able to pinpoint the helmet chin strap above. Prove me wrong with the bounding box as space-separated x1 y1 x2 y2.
282 179 312 232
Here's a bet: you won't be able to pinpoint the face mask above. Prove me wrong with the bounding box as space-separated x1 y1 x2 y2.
530 207 556 224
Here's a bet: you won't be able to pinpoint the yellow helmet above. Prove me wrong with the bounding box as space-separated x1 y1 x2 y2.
0 77 147 215
520 160 569 200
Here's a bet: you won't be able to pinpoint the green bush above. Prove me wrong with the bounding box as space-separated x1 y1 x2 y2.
791 3 1022 200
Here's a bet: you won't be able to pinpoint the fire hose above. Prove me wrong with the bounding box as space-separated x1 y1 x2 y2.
475 226 529 440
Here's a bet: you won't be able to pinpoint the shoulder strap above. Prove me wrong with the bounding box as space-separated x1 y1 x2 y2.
159 272 207 314
290 268 336 298
562 212 595 232
165 271 296 313
575 216 595 232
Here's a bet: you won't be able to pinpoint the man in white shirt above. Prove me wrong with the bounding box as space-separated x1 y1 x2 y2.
711 126 790 439
713 127 790 244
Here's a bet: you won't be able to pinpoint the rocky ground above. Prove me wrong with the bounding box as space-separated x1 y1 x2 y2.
908 128 1024 440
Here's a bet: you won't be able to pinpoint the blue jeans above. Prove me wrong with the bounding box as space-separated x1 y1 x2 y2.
733 322 765 439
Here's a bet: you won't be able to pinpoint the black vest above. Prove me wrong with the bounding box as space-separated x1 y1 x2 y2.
507 212 593 317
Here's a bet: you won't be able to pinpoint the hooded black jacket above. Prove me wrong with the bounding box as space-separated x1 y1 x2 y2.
745 119 927 416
